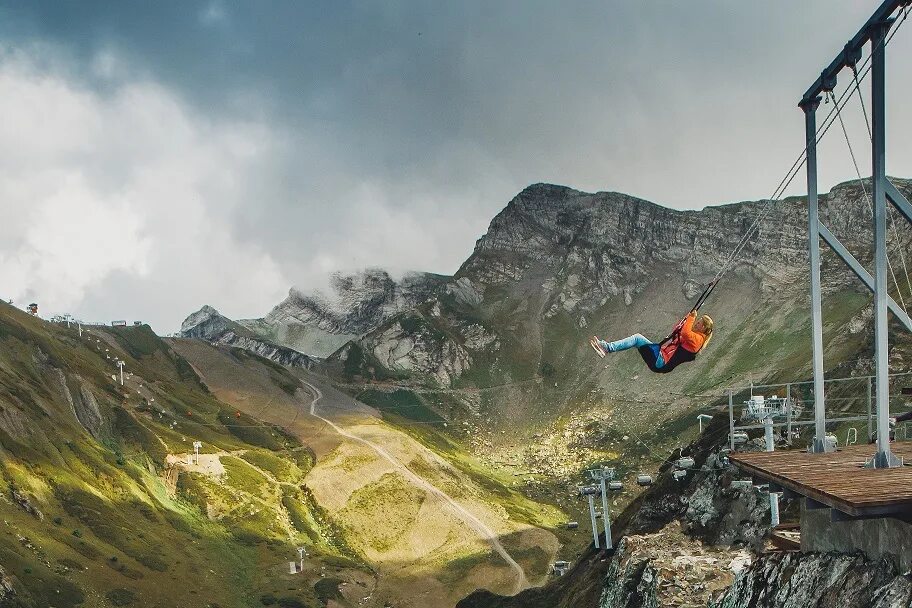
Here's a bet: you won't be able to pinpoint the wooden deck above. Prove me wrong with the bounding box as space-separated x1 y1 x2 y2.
729 442 912 516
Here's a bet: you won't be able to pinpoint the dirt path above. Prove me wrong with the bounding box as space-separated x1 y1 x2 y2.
300 379 530 594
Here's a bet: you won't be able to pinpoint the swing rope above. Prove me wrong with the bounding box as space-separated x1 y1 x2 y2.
689 5 911 314
851 58 912 302
827 88 910 316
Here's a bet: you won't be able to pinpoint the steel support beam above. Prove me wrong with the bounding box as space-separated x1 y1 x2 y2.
868 20 901 469
818 222 912 331
800 0 906 106
885 179 912 224
801 98 831 454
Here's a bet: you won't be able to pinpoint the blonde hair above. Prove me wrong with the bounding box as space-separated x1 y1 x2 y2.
699 315 714 350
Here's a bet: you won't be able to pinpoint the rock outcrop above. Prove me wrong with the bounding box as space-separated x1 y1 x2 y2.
599 524 752 608
709 551 912 608
179 305 314 368
10 488 42 521
625 414 777 549
354 308 500 386
0 566 15 606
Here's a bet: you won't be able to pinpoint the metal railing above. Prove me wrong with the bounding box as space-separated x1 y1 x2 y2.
727 370 912 451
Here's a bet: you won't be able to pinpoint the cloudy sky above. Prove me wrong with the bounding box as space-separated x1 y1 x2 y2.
0 1 910 332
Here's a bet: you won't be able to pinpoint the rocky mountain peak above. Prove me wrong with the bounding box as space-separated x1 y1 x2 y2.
179 304 225 335
178 304 314 368
181 178 911 388
186 268 448 359
262 268 443 336
458 179 912 315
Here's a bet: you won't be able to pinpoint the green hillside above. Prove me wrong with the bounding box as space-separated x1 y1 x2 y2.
0 302 363 607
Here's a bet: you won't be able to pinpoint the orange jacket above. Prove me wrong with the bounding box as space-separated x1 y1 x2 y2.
659 311 705 363
678 311 706 353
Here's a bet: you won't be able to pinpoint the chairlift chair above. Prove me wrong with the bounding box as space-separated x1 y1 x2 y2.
675 457 695 470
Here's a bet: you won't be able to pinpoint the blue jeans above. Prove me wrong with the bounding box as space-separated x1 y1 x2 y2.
601 334 665 369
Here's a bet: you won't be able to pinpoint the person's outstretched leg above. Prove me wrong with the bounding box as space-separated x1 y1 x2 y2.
590 333 654 358
603 333 654 353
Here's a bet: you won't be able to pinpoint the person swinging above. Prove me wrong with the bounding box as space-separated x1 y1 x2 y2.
589 310 714 373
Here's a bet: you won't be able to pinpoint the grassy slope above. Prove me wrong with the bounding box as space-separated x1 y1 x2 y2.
0 303 362 607
169 339 568 606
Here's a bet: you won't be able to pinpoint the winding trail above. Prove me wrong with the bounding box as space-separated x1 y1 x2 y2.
300 379 530 594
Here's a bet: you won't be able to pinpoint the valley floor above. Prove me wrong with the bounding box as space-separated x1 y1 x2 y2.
170 339 564 608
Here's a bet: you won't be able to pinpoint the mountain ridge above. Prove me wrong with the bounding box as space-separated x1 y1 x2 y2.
179 180 912 426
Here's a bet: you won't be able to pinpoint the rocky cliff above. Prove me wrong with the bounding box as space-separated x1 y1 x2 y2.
709 551 912 608
459 180 907 307
595 537 912 608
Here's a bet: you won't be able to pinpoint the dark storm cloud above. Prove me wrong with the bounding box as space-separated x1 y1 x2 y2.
0 1 908 330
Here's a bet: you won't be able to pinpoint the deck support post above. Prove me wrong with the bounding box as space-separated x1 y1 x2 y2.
763 416 781 526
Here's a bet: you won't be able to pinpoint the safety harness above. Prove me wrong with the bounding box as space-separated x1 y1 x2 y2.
637 280 716 374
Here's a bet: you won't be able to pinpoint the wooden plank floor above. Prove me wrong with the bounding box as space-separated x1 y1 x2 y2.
729 442 912 516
